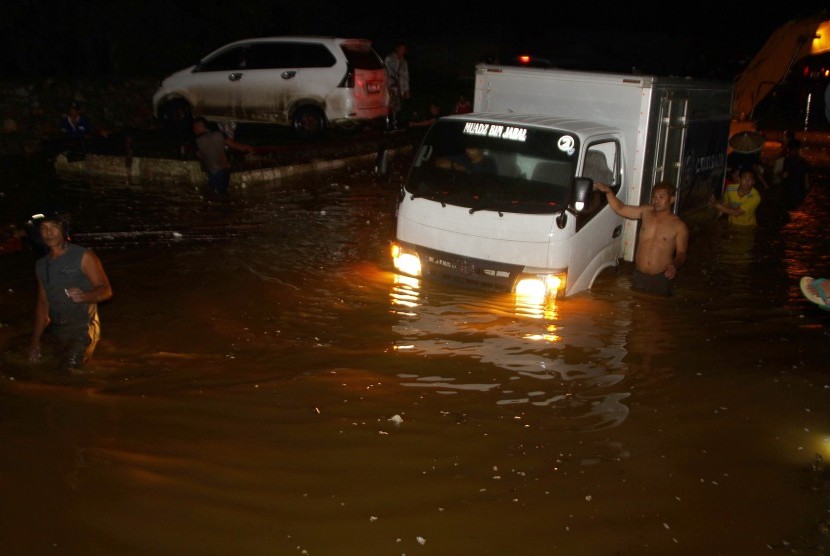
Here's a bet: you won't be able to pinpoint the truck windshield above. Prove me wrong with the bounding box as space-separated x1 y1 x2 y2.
406 119 579 214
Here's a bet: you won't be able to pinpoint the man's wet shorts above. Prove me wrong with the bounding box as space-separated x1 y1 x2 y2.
632 269 673 297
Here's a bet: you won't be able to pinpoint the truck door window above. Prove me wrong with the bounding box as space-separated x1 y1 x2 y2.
583 143 617 186
584 142 619 205
577 141 619 229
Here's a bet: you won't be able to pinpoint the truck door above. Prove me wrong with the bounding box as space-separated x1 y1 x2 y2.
567 140 623 295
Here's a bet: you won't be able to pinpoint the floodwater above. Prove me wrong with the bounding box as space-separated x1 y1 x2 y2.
1 141 830 556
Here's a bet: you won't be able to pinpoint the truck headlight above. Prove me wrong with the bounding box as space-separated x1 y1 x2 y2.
391 243 422 277
515 273 565 299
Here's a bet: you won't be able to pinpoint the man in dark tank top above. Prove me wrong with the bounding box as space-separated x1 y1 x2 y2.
27 209 113 373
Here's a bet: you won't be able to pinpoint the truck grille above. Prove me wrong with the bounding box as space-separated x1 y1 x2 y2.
418 247 522 292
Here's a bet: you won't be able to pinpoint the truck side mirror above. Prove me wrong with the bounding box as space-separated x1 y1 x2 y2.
570 177 594 214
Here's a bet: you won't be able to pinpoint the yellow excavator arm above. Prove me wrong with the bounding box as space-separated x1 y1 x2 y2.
733 16 830 121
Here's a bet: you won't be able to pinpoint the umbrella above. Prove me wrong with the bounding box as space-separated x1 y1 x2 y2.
729 131 765 154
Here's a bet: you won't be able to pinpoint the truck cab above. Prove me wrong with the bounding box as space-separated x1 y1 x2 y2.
392 114 625 299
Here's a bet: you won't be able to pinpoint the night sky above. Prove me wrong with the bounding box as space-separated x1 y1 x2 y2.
1 1 827 80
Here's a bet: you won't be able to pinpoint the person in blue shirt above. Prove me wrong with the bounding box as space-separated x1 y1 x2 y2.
61 103 94 140
55 102 114 160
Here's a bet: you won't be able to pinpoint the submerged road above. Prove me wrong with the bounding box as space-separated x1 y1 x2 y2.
0 133 829 554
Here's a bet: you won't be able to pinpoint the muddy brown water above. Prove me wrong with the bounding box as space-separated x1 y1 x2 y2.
1 143 830 555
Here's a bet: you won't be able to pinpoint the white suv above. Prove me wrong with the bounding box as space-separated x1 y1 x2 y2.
152 36 389 137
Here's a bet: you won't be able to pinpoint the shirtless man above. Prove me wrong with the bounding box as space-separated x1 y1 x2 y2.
595 180 688 296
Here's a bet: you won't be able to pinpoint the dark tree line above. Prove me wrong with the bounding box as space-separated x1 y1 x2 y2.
1 0 275 76
1 0 452 77
1 1 824 81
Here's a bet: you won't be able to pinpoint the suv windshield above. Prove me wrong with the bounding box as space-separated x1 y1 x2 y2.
406 119 580 214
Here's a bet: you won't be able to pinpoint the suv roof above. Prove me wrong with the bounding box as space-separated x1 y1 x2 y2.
205 36 372 49
197 36 384 70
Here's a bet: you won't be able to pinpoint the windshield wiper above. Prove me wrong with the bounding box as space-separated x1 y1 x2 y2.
469 204 504 216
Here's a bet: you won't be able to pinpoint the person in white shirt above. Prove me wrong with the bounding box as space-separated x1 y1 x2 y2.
384 43 410 130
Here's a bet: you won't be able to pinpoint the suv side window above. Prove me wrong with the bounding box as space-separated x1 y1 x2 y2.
197 46 247 72
294 43 336 68
247 43 297 69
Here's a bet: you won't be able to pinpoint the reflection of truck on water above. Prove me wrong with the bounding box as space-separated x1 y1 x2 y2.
390 64 733 298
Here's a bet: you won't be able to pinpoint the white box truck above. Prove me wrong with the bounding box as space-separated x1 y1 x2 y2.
390 64 733 298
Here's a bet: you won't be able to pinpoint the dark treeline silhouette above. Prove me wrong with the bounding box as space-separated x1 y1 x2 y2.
0 1 825 81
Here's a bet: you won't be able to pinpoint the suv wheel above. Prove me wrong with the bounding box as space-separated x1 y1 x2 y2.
159 99 193 133
292 107 326 139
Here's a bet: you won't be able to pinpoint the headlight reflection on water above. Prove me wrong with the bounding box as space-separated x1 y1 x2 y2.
515 291 562 342
386 272 630 432
390 274 421 316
